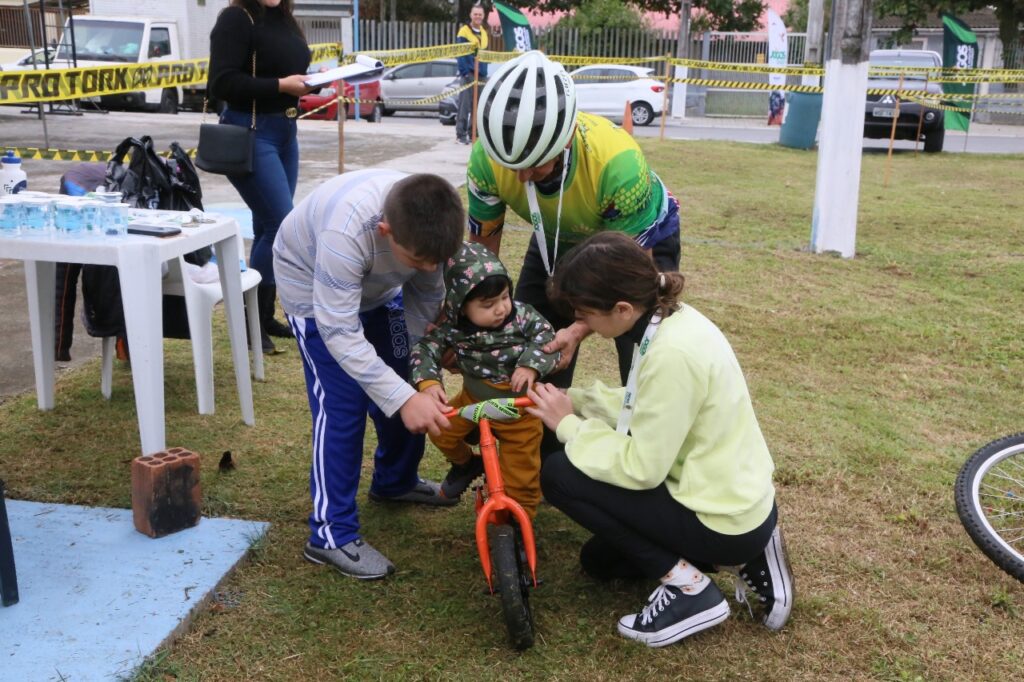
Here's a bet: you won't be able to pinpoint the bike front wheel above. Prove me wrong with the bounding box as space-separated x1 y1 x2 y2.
489 523 535 650
954 432 1024 582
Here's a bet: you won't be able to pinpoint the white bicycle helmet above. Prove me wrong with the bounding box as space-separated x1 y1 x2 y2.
477 50 578 170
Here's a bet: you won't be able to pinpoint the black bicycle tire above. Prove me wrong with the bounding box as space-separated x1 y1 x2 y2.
954 432 1024 583
489 524 535 650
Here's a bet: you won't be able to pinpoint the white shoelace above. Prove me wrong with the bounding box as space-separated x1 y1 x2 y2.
639 584 678 626
721 566 757 619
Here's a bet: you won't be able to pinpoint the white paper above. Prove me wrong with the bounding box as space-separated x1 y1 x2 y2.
304 55 386 88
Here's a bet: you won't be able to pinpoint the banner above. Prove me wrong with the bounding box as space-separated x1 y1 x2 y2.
942 13 978 132
766 10 788 125
494 1 535 52
0 43 342 106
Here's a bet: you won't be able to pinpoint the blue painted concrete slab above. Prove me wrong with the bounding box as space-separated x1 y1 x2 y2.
0 500 269 682
204 202 254 240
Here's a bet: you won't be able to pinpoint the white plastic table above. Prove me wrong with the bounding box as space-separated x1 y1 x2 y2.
0 217 254 455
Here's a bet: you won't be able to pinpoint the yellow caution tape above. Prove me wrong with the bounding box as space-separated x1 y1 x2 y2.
0 44 340 106
0 57 210 105
309 43 343 64
891 90 1024 101
667 77 824 93
479 50 664 67
1 146 197 162
669 57 824 76
867 65 1024 81
900 94 1024 115
340 43 472 67
297 80 476 120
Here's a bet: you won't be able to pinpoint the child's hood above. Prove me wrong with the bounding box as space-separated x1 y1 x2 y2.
442 242 511 323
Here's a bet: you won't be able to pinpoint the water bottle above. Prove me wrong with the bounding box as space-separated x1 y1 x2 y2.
0 150 27 195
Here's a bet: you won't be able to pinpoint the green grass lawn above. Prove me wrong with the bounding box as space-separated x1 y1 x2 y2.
2 140 1023 680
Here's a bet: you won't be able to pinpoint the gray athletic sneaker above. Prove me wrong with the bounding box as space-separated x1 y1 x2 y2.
303 539 395 580
367 478 458 507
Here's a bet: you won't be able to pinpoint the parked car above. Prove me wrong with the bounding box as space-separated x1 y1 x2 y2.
380 58 460 114
864 49 945 153
298 79 383 121
439 85 458 126
569 64 665 126
0 46 71 72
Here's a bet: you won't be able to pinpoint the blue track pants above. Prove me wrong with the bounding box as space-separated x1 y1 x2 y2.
289 295 424 549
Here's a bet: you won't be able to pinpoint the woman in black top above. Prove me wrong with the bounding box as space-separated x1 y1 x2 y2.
209 0 313 354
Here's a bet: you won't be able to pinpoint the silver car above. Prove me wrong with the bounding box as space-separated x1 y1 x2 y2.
380 58 460 115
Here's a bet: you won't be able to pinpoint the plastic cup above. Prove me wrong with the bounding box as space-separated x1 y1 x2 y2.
99 202 129 238
54 200 87 238
78 200 104 237
0 196 22 235
90 191 124 204
20 198 53 234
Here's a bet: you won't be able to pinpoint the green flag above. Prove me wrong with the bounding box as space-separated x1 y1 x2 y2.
942 13 978 132
494 1 535 52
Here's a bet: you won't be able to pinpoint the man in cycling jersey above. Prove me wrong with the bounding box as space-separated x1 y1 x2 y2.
466 50 681 458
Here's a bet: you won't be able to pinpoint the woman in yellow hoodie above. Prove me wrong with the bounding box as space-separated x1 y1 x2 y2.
527 232 794 648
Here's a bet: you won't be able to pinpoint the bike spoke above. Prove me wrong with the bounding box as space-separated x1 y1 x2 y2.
981 508 1024 521
983 470 1024 488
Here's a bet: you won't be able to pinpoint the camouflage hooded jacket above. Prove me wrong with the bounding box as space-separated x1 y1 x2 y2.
410 242 559 390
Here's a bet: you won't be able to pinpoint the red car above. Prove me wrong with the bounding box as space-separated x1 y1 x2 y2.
299 79 383 121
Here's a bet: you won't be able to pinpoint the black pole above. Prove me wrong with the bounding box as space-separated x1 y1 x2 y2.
66 0 78 68
39 0 50 68
0 479 19 607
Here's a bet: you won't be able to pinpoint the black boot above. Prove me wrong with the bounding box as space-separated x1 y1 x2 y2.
253 285 284 355
259 284 293 338
246 307 279 355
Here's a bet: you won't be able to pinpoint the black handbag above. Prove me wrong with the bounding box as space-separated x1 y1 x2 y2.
195 9 256 176
195 121 254 175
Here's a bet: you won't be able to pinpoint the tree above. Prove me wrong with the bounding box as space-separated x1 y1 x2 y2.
556 0 650 32
500 0 768 32
870 0 1023 68
362 0 452 22
783 0 831 33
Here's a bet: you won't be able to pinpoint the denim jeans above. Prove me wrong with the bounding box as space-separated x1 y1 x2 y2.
455 74 475 142
221 109 299 285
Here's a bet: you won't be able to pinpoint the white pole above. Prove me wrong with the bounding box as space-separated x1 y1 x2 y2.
809 0 873 258
671 2 691 119
802 0 825 87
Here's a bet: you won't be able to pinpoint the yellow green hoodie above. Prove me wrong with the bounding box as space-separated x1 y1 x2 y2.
554 304 776 535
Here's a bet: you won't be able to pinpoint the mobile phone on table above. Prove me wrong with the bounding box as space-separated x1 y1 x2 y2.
127 225 182 238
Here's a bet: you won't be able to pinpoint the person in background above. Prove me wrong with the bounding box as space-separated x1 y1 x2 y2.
527 232 794 648
455 3 488 145
208 0 314 355
468 50 681 459
273 170 465 580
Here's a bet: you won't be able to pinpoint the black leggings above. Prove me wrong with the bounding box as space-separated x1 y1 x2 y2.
541 451 776 579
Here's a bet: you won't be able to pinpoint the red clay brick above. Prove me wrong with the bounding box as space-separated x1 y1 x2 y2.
131 448 202 538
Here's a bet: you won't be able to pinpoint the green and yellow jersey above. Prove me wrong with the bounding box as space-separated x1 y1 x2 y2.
467 112 675 248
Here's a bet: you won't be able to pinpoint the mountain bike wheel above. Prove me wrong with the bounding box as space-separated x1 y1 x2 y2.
954 432 1024 582
489 523 535 650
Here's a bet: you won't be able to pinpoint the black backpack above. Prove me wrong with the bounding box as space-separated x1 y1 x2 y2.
81 138 210 339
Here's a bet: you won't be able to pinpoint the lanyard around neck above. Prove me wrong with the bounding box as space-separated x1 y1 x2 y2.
523 146 570 277
616 312 663 434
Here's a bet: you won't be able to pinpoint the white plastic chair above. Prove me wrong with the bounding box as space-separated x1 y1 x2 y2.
101 232 264 415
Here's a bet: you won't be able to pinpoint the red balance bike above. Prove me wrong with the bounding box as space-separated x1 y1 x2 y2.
443 396 538 650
